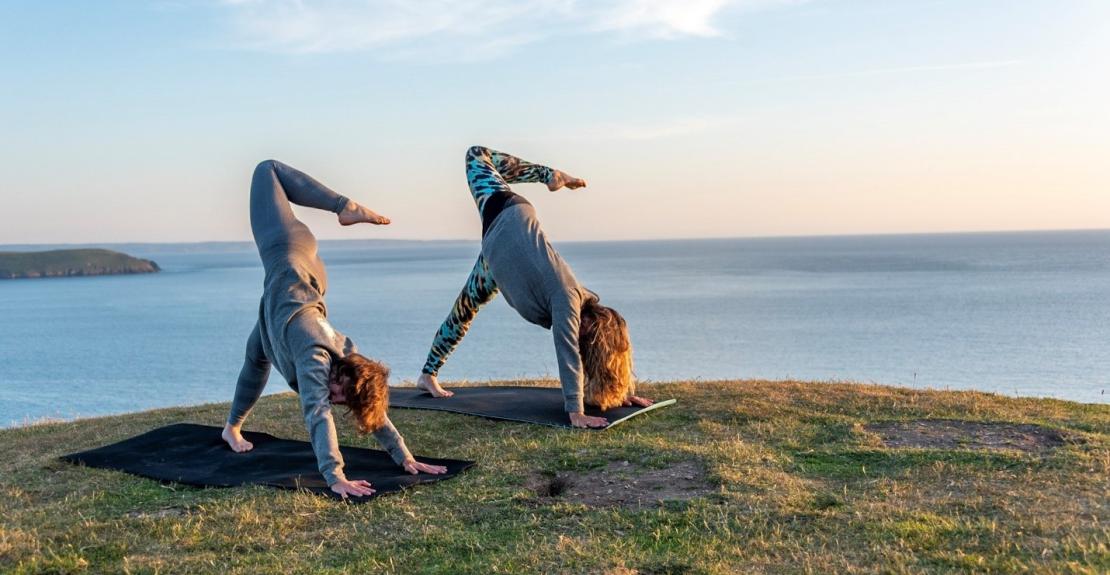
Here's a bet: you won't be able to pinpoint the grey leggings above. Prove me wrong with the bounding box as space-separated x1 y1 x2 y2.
249 159 350 260
227 159 350 426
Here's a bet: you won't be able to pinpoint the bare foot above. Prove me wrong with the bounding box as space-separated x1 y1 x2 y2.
222 424 254 453
338 200 391 226
546 170 587 192
416 373 454 398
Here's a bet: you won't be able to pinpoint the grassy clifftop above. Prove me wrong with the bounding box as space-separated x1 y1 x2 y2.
0 248 160 279
1 380 1107 574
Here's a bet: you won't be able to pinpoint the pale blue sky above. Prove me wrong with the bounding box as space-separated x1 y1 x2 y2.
1 0 1107 243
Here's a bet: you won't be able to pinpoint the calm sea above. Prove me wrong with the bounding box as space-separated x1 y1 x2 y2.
2 231 1108 427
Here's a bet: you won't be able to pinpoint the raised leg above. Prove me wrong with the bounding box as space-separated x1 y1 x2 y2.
249 160 351 251
464 146 557 213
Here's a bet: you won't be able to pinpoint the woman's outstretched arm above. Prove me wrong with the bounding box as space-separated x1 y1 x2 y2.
420 256 500 385
293 346 361 494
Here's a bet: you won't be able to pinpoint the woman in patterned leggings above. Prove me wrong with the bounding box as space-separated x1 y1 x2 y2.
417 146 653 428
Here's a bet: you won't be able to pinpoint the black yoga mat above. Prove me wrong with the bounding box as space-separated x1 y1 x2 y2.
61 423 474 502
389 386 676 428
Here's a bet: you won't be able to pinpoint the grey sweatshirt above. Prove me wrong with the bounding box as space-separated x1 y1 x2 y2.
482 203 598 413
229 159 411 486
252 297 411 485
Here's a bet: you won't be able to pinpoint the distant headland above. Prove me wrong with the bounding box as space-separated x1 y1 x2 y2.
0 248 160 279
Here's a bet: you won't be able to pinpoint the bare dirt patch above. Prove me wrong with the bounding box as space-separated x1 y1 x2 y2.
528 460 712 508
866 419 1068 453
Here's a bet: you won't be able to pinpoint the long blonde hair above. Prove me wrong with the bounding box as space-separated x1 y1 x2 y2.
579 301 634 410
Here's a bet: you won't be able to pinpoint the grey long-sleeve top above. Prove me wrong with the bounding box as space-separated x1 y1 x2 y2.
248 264 412 485
483 204 598 412
420 198 598 413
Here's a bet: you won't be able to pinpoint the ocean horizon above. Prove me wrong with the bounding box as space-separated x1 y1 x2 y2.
2 228 1107 428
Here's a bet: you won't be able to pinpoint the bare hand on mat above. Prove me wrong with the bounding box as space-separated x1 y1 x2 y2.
569 412 608 428
403 459 449 475
622 396 654 408
331 478 376 499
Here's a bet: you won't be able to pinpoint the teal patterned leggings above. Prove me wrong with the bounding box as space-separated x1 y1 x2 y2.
421 146 554 376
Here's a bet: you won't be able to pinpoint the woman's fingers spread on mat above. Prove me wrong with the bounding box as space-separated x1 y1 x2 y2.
422 463 448 474
404 460 449 475
570 413 609 428
630 396 655 407
331 479 376 499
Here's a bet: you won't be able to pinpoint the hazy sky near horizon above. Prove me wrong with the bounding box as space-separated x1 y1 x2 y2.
1 0 1108 244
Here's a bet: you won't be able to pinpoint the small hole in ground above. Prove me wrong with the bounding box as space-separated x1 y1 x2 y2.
539 475 571 497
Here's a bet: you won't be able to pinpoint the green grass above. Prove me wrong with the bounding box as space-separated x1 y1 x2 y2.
1 380 1107 574
0 249 159 279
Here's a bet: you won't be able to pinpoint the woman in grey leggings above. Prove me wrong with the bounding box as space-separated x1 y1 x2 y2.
224 159 445 499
